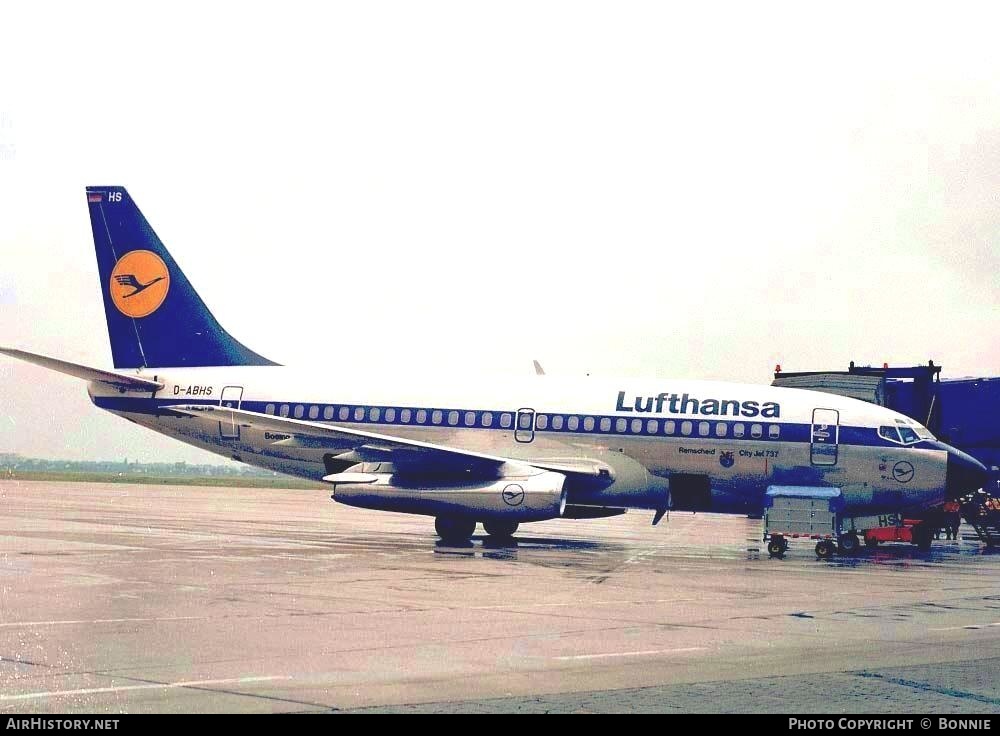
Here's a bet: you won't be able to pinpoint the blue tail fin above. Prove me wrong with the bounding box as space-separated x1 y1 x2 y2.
86 186 277 369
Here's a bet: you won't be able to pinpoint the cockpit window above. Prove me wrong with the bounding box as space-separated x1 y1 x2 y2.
880 423 925 445
879 425 901 443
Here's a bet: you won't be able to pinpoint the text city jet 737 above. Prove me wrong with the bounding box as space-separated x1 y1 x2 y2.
1 187 988 544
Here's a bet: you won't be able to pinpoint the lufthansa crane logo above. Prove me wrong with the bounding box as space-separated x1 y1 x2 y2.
502 484 525 507
109 250 170 318
892 461 915 484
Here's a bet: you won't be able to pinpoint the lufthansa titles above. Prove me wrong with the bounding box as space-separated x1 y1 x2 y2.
616 391 780 418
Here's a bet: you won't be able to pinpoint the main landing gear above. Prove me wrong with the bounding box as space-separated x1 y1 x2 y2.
482 519 519 539
434 516 520 543
435 516 476 543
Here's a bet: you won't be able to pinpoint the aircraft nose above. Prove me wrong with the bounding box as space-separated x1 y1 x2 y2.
946 446 989 498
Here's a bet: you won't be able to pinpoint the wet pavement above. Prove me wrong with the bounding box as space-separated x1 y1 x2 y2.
1 480 998 713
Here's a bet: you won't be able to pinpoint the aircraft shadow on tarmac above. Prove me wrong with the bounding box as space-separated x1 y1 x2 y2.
432 534 628 561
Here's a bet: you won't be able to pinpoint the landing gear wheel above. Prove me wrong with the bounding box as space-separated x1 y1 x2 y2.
838 532 860 556
864 535 879 548
482 519 519 539
435 516 476 543
815 540 836 559
767 536 788 557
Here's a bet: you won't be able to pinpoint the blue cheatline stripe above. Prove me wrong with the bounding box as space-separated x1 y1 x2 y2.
90 396 923 450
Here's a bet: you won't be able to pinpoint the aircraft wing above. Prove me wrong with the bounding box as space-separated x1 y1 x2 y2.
170 404 612 480
0 347 163 392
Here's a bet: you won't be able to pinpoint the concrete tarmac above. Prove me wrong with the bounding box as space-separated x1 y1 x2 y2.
1 480 998 713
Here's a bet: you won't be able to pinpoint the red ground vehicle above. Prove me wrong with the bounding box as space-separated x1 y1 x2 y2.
764 489 938 558
861 519 934 550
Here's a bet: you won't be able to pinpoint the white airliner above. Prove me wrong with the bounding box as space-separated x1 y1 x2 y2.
1 187 988 546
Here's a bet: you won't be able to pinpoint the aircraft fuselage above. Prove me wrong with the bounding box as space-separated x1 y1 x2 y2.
90 366 956 516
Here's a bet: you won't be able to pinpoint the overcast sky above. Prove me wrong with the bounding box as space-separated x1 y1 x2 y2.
1 2 999 463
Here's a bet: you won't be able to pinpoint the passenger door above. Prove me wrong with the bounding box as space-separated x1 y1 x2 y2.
219 386 243 440
810 408 839 466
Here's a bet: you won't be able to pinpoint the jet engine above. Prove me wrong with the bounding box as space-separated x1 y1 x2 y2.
327 466 567 521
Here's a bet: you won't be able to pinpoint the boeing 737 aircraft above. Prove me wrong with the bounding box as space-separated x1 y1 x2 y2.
1 187 988 546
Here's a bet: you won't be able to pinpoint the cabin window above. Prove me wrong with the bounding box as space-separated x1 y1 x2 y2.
733 423 745 438
681 421 693 436
370 407 381 422
616 418 628 433
416 409 428 424
715 422 727 438
751 423 763 438
647 419 659 434
482 411 493 427
600 417 611 432
337 407 347 420
584 416 595 431
447 410 459 426
768 424 780 439
432 410 443 425
698 421 710 437
631 418 642 433
385 408 396 422
353 407 364 421
308 406 319 420
401 408 412 423
665 420 676 435
464 411 476 426
500 413 512 428
279 404 290 417
294 405 305 419
552 415 564 430
323 406 335 420
265 404 275 415
536 414 549 430
568 416 580 431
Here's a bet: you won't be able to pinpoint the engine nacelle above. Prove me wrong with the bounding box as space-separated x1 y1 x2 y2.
564 451 669 510
329 468 567 521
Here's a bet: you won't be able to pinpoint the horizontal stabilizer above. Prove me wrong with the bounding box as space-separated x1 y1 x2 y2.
0 347 163 392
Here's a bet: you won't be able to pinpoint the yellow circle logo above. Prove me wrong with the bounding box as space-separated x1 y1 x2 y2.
110 250 170 318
